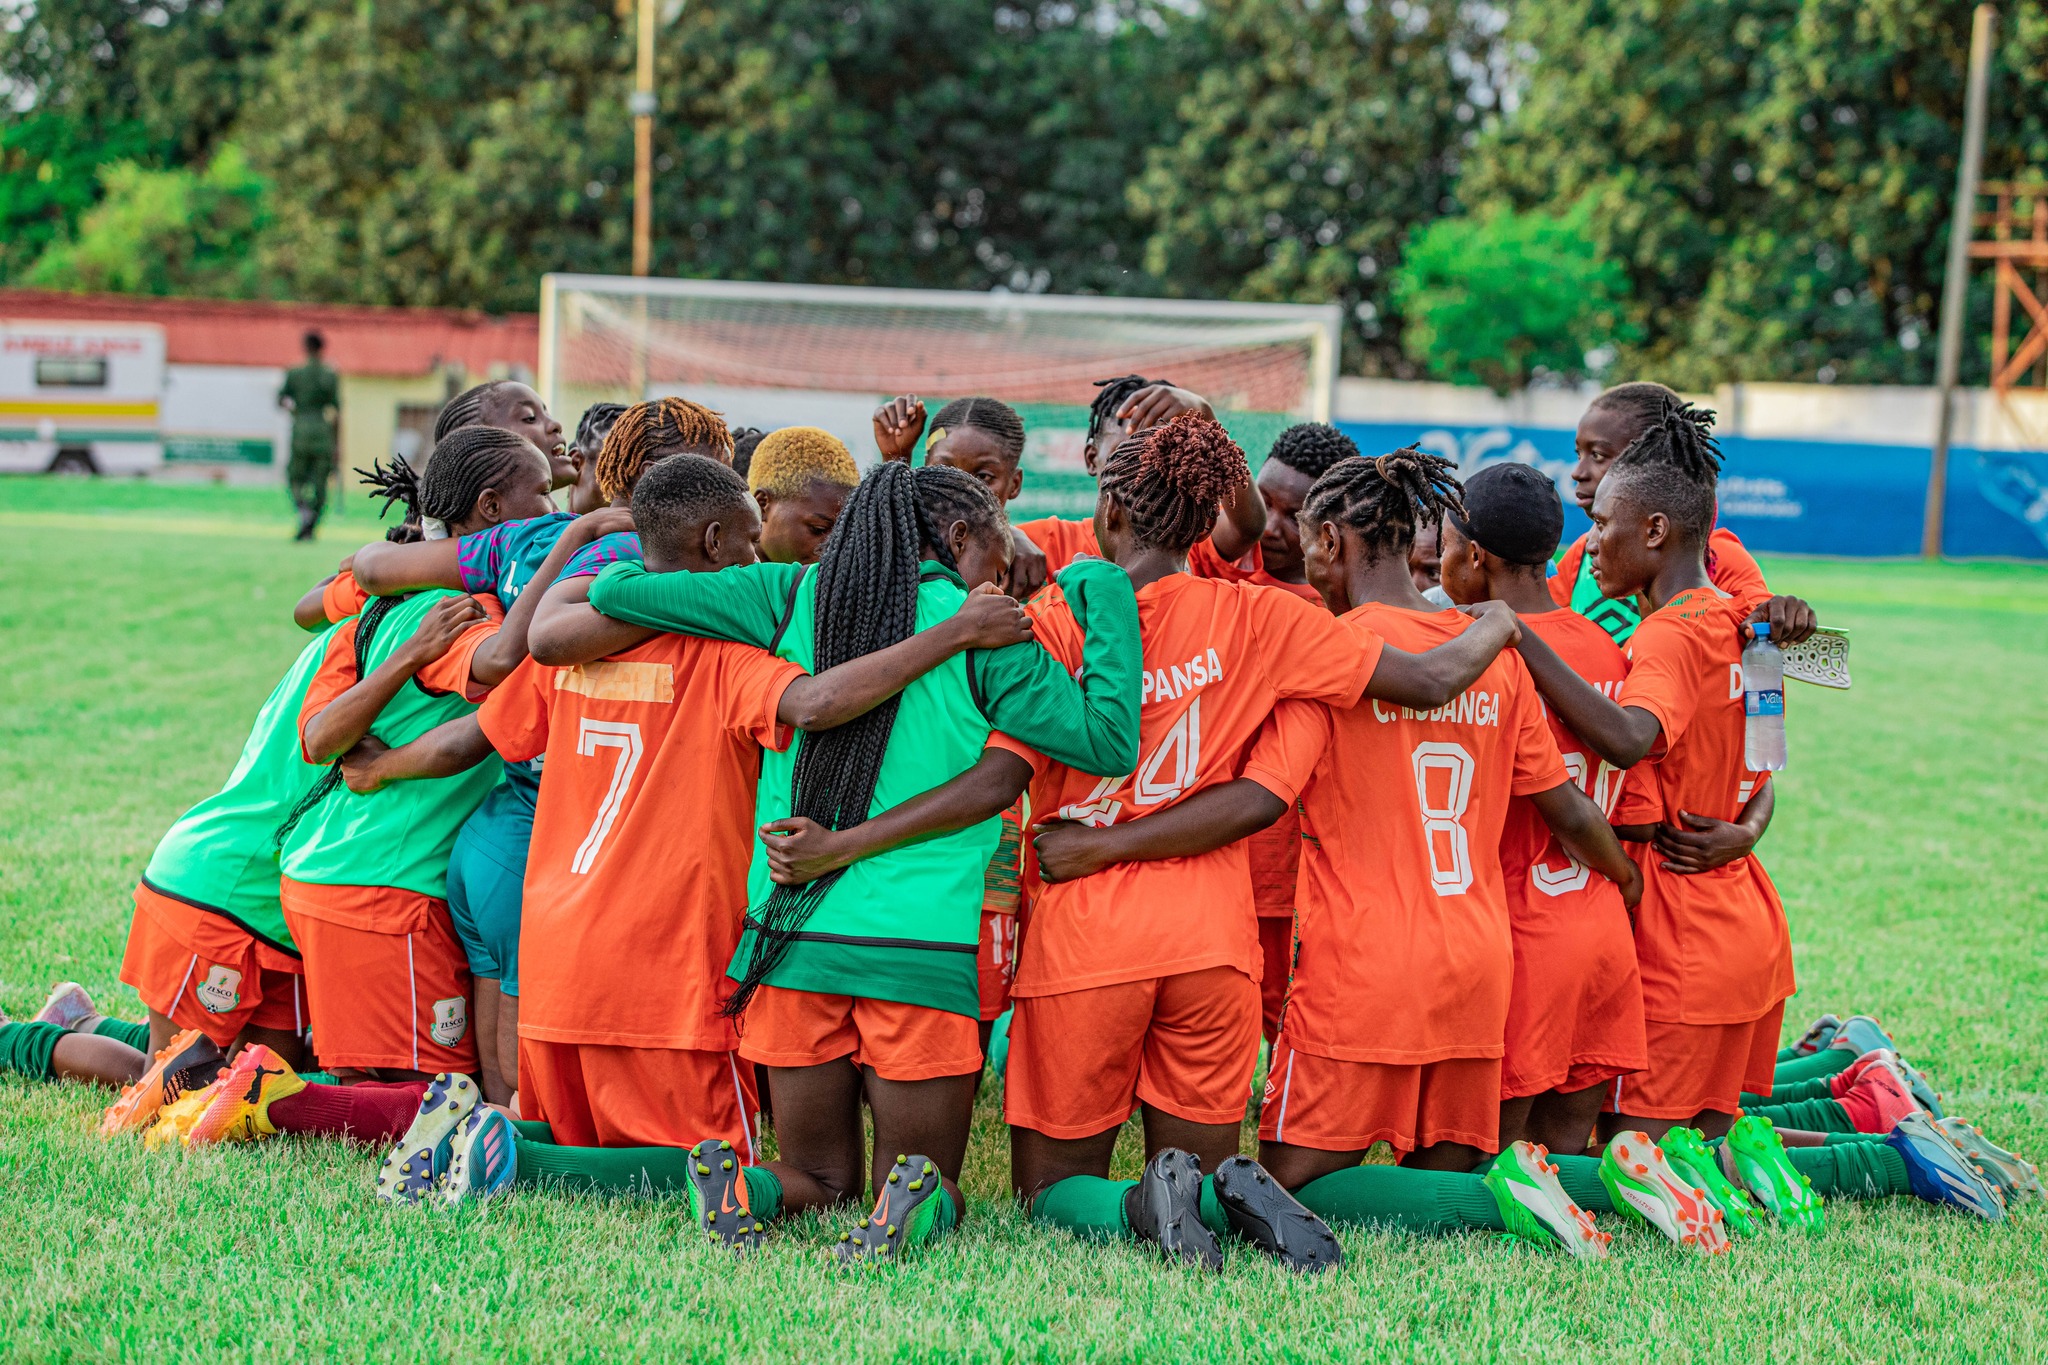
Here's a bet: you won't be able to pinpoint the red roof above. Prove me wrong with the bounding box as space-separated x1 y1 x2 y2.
0 289 537 378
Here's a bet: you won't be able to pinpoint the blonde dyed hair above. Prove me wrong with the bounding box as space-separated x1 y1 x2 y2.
746 426 859 499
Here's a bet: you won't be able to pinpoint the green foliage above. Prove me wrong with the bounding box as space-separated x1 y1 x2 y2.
25 145 272 298
1393 203 1637 393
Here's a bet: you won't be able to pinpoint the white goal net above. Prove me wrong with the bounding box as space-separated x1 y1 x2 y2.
539 275 1342 520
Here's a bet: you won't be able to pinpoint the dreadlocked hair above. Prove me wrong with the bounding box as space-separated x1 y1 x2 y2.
1097 412 1248 554
594 396 732 501
358 426 542 541
1269 422 1360 480
273 592 410 847
1606 396 1723 542
1300 445 1467 565
927 397 1025 465
725 461 957 1016
575 401 627 451
1086 374 1168 447
433 380 517 442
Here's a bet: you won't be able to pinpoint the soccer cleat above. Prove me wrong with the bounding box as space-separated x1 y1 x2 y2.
99 1028 225 1136
1835 1055 1925 1133
1788 1013 1842 1056
376 1073 478 1205
184 1044 306 1146
1211 1154 1345 1273
438 1106 518 1206
1598 1131 1731 1253
1827 1048 1943 1119
1895 1056 1945 1119
1937 1118 2041 1206
1481 1142 1610 1260
1126 1147 1223 1271
33 982 98 1030
1888 1113 2005 1221
144 1076 223 1150
1658 1127 1765 1238
1723 1115 1824 1232
1828 1015 1894 1058
836 1154 950 1263
685 1138 767 1252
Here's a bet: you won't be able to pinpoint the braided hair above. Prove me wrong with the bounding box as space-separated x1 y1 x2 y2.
910 463 1006 547
927 396 1025 465
1268 422 1360 481
729 426 768 479
1300 445 1467 566
594 396 733 501
576 401 627 452
356 426 542 542
1086 374 1166 450
726 460 962 1015
433 380 516 443
1587 381 1686 446
1098 412 1248 554
1605 397 1723 541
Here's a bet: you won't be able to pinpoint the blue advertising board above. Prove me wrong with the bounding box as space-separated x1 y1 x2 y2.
1334 419 2048 560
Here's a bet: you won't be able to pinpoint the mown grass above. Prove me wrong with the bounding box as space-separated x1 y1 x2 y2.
2 477 2045 1361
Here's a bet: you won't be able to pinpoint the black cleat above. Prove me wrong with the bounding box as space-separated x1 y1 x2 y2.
683 1139 768 1252
1211 1155 1343 1273
1127 1147 1223 1271
836 1153 951 1263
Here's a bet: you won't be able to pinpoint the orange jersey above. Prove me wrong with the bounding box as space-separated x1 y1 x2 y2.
322 570 369 623
1549 526 1769 609
1186 538 1323 605
1243 605 1567 1064
479 643 803 1052
1014 516 1101 575
1609 587 1794 1024
296 596 505 759
992 574 1383 996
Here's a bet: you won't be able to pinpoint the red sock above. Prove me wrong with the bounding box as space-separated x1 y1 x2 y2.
269 1081 428 1142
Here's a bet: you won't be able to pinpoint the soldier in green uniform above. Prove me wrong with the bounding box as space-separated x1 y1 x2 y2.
278 331 341 541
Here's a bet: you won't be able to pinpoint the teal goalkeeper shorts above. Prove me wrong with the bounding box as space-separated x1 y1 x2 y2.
446 819 527 997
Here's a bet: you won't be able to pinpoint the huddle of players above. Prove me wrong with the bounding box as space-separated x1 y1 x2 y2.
6 373 2038 1271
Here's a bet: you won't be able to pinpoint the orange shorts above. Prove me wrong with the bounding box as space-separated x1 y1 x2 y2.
1256 914 1293 1043
118 881 305 1048
737 985 982 1083
279 877 478 1074
1006 965 1260 1139
1500 906 1648 1101
979 912 1018 1023
1607 1000 1787 1121
1259 1039 1500 1155
519 1038 760 1159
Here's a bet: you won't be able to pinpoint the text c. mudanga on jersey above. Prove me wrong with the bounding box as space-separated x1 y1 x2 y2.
1369 690 1503 727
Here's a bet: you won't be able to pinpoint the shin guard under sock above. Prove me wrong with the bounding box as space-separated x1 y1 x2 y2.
90 1018 152 1051
0 1020 64 1080
1548 1155 1617 1214
1292 1164 1505 1234
268 1081 429 1142
1771 1049 1857 1084
1745 1098 1857 1134
1785 1141 1911 1199
1030 1175 1137 1239
510 1135 696 1195
1743 1075 1836 1106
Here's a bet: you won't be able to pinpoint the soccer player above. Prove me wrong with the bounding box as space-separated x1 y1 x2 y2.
584 461 1146 1260
433 379 577 493
746 426 859 566
566 402 627 514
1435 462 1649 1156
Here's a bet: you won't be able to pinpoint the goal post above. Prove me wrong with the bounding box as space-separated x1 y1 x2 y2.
538 274 1342 521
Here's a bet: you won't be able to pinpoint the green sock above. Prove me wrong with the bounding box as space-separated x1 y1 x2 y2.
741 1164 784 1221
0 1020 64 1080
90 1018 152 1051
1293 1164 1505 1234
1198 1175 1231 1237
1786 1142 1910 1198
1822 1130 1887 1146
1744 1098 1857 1133
509 1119 556 1143
1772 1049 1856 1084
510 1132 696 1195
1548 1154 1617 1214
1775 1046 1800 1063
1030 1175 1136 1240
931 1185 961 1236
1741 1074 1837 1106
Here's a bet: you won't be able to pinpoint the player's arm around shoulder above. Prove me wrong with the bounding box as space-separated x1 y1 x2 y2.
530 574 658 667
775 583 1034 732
587 558 801 648
1361 600 1522 710
971 558 1142 777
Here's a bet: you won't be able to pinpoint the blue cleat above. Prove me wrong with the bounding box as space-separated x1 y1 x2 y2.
1938 1118 2041 1206
1829 1015 1895 1058
376 1073 479 1205
1887 1113 2004 1221
1789 1013 1842 1056
438 1106 519 1207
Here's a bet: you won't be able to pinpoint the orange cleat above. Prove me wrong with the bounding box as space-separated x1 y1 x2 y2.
99 1029 224 1137
183 1044 307 1146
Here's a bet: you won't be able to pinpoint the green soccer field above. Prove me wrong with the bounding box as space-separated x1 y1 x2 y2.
3 477 2045 1360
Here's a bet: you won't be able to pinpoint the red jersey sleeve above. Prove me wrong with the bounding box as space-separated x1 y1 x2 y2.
1706 527 1770 608
1241 699 1334 806
1505 659 1570 796
1252 591 1383 707
1616 606 1708 753
710 642 807 752
477 656 553 763
321 570 369 623
1548 536 1585 608
298 619 363 761
414 594 508 702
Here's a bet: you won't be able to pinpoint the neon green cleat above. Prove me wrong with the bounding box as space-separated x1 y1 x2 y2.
1725 1115 1825 1233
1481 1142 1610 1260
1598 1131 1731 1254
1659 1127 1765 1238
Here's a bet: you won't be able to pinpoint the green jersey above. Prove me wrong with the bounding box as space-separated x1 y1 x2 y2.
588 557 1141 1016
279 361 339 443
140 624 346 955
1567 546 1641 645
279 590 505 898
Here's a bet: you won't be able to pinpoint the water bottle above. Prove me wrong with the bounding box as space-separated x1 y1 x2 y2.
1743 623 1787 772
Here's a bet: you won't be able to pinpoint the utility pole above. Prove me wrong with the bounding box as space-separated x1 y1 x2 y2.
1925 4 1997 560
630 0 656 278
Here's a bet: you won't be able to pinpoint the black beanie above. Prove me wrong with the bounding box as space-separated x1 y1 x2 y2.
1451 462 1564 566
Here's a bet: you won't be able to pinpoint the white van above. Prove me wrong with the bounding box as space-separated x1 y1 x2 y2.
0 321 167 473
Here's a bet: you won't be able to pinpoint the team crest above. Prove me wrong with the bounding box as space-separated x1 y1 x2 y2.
195 964 243 1014
430 996 469 1047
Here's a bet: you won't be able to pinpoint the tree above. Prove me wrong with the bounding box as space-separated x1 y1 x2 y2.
1392 202 1637 393
25 145 272 298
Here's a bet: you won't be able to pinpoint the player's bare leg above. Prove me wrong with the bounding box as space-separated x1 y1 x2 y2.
1523 1084 1607 1156
758 1060 865 1214
471 980 508 1104
1403 1139 1487 1172
835 1069 977 1260
236 1024 309 1071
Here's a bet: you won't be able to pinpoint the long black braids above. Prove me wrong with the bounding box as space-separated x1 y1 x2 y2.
356 427 540 541
1300 445 1467 565
725 461 958 1015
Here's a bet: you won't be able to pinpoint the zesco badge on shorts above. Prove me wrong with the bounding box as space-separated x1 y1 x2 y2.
431 996 470 1047
196 964 244 1014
